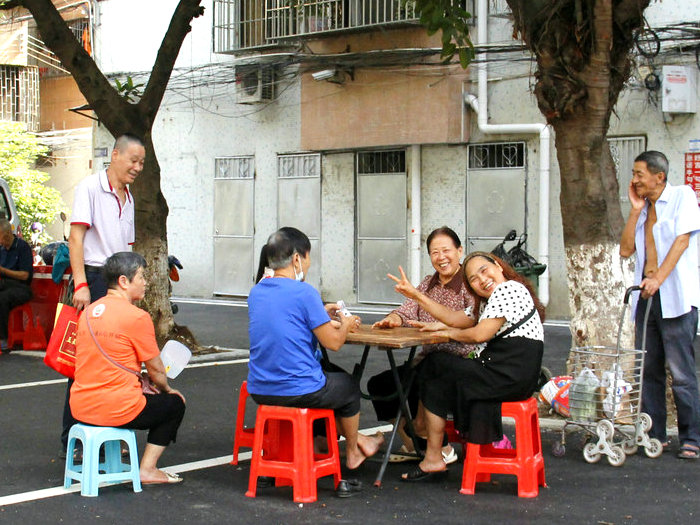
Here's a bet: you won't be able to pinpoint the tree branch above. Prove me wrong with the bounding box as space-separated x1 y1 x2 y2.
138 0 205 123
613 0 651 27
19 0 142 134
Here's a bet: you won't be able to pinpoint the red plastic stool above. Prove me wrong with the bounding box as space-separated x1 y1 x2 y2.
445 418 461 443
231 381 282 464
460 397 546 498
245 405 341 503
7 304 47 350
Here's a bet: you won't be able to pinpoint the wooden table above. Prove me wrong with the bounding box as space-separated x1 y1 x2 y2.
326 324 449 487
345 325 451 348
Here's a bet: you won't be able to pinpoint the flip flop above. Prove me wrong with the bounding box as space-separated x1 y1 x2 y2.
442 446 459 465
400 464 448 482
677 444 700 460
142 471 183 485
336 479 363 498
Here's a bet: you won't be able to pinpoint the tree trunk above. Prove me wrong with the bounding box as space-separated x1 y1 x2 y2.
131 133 173 345
9 0 206 348
554 122 631 349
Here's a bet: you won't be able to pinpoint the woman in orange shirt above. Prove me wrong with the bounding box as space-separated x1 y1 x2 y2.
70 252 186 485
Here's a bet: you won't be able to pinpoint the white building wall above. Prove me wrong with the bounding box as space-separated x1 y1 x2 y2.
87 0 700 316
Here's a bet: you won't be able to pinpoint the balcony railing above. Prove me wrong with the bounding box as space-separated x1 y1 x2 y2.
214 0 420 53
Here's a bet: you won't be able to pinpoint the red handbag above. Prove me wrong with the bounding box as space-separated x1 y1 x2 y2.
43 304 80 379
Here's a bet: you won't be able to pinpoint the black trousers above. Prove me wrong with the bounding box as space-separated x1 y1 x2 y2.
0 279 33 339
117 393 186 446
61 268 107 447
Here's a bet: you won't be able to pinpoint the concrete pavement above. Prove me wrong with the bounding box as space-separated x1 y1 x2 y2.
0 300 697 524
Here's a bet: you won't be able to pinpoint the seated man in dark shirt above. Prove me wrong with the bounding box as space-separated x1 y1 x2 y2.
0 219 33 350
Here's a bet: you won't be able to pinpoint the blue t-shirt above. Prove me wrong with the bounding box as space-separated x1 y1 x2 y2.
247 278 331 396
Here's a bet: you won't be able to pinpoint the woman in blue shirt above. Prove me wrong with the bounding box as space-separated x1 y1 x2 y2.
247 227 384 470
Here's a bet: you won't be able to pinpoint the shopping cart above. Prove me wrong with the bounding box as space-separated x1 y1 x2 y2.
551 286 663 466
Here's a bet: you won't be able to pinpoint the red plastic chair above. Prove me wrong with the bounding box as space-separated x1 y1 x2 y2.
245 405 341 503
7 304 47 350
460 397 546 498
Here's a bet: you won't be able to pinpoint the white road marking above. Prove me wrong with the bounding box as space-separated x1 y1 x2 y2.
0 424 393 507
0 378 67 390
0 359 249 391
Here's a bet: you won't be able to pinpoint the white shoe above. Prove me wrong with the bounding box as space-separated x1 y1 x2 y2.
442 446 458 465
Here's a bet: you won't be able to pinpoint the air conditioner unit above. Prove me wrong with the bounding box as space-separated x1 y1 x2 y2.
236 66 275 104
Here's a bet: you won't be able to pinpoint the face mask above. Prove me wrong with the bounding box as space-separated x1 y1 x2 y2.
294 257 305 282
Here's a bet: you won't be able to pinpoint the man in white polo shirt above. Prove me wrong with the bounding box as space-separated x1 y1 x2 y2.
60 133 145 455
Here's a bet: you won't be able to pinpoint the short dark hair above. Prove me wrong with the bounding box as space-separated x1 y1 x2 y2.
260 227 311 273
103 252 147 289
426 226 461 252
114 133 145 152
635 150 668 182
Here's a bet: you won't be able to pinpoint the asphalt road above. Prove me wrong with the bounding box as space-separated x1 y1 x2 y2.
0 301 698 524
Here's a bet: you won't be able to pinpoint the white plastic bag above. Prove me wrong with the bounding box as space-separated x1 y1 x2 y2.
601 364 631 418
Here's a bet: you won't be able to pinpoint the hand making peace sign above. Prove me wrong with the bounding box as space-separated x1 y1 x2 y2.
387 266 420 300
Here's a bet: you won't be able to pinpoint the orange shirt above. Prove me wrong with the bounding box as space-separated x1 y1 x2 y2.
70 295 160 426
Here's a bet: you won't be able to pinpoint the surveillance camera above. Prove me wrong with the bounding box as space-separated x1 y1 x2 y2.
311 69 337 81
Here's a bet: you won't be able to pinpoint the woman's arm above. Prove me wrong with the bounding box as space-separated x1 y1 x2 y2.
144 356 185 402
313 314 361 351
434 317 505 344
388 266 474 328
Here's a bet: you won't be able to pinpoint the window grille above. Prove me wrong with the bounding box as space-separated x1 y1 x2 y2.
0 65 40 131
213 0 426 52
608 135 646 206
278 154 320 178
468 142 525 169
357 150 406 175
215 156 255 179
214 0 275 52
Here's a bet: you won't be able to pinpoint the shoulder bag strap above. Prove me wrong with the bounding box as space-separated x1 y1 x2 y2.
492 306 537 341
85 308 142 380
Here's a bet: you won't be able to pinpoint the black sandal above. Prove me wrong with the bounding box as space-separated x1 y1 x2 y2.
400 464 448 482
677 444 700 460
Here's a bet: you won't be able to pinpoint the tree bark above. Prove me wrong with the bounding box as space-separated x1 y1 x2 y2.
11 0 206 346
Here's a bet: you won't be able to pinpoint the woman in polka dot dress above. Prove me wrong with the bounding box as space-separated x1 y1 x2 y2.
388 252 545 481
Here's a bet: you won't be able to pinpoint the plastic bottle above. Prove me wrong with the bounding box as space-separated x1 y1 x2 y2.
570 368 600 422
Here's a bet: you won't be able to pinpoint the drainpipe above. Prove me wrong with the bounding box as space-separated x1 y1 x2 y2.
463 0 551 306
410 144 422 285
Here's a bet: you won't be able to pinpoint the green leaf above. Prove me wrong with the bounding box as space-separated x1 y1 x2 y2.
0 122 66 239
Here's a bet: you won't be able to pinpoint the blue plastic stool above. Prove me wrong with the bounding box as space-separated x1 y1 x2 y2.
64 424 142 497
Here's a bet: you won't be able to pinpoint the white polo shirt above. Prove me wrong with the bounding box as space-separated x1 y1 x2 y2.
70 170 135 266
632 183 700 318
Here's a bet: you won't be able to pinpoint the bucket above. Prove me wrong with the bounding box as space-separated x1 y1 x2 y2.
160 340 192 379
